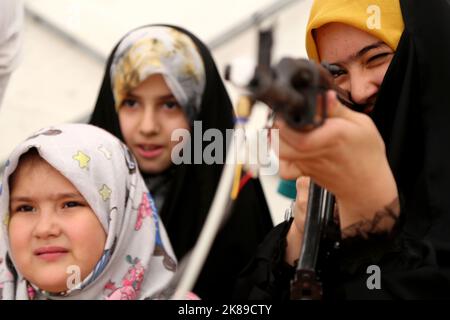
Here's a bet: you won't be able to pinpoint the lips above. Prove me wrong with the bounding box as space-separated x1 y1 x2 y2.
34 246 68 261
135 144 164 159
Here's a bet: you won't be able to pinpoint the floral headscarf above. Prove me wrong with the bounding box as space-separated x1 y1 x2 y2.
0 123 177 300
110 26 206 123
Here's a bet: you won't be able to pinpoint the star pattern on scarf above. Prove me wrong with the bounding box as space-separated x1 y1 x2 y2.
73 151 90 169
2 213 9 227
99 184 112 201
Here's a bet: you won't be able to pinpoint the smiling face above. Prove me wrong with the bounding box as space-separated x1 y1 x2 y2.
8 153 106 293
118 74 190 174
316 22 394 113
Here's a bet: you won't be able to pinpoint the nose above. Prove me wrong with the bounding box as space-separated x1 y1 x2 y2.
348 72 378 105
33 210 61 240
138 106 160 137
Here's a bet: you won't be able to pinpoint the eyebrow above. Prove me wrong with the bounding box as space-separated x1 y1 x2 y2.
124 92 140 100
156 94 177 101
10 193 84 202
330 41 387 65
355 41 386 58
125 92 176 101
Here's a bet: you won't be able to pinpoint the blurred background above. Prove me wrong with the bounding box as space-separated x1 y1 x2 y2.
0 0 314 223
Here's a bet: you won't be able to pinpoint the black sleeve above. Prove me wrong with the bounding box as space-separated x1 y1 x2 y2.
233 220 296 300
233 213 450 300
333 229 450 300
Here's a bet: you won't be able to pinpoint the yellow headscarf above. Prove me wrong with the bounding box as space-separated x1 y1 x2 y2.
305 0 404 61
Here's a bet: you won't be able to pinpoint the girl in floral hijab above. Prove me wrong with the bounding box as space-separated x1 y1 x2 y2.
0 123 177 300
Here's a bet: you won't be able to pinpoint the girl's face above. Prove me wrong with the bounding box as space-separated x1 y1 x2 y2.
118 74 190 174
8 157 106 293
316 22 394 113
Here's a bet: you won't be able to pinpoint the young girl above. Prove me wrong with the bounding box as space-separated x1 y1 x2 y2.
89 24 274 299
0 123 177 300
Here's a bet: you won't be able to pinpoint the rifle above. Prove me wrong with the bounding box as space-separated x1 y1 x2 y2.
227 27 345 300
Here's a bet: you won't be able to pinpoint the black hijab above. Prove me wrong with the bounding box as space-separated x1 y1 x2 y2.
89 24 273 299
335 0 450 299
374 0 450 242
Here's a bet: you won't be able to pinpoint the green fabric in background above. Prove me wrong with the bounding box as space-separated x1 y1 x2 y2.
277 179 297 199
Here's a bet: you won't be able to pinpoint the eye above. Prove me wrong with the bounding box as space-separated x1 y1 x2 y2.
332 69 346 79
327 65 347 79
162 100 180 110
121 98 139 109
63 201 83 209
367 52 393 66
15 205 36 213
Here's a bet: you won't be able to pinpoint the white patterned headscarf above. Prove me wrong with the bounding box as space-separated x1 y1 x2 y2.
110 26 206 122
0 123 177 300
